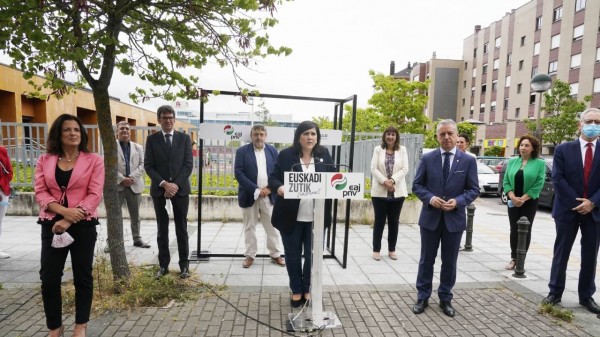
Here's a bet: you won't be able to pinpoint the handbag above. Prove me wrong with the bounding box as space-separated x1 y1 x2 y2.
0 160 15 197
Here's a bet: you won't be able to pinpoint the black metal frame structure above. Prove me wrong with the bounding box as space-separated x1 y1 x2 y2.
190 90 358 268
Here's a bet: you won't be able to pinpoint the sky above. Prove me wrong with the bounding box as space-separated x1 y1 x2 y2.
12 0 531 121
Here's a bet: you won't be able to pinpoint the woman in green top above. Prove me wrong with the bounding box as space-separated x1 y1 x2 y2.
502 135 546 270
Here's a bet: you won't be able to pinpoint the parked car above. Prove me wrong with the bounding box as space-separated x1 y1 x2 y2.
499 158 555 208
477 156 509 173
477 163 500 196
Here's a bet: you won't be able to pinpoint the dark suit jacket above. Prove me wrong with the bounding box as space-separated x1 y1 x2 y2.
234 143 278 208
552 139 600 223
144 130 193 198
269 146 335 234
412 149 480 232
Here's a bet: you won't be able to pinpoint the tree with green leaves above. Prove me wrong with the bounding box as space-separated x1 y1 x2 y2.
368 70 430 134
0 0 291 285
254 99 278 126
525 79 591 145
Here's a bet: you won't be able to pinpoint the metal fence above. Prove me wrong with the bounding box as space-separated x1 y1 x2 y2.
2 122 424 193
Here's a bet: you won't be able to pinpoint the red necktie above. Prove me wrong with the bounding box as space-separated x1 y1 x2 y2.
583 143 593 198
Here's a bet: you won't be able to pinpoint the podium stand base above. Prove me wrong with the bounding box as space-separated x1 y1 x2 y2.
287 311 341 332
189 250 210 262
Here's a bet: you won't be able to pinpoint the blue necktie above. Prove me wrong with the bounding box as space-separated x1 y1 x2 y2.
443 152 451 185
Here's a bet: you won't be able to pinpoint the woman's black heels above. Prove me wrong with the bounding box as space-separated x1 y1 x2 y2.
290 294 303 308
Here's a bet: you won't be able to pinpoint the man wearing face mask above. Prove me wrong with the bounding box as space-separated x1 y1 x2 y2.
542 108 600 314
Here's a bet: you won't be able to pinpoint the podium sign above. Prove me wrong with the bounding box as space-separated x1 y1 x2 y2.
284 172 364 199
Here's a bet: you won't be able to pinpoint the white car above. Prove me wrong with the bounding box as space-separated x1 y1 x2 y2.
477 163 500 196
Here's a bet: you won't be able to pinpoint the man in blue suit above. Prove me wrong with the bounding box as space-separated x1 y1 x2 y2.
234 124 284 269
543 108 600 314
412 119 479 317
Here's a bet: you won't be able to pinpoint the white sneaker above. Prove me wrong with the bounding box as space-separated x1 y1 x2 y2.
0 251 10 259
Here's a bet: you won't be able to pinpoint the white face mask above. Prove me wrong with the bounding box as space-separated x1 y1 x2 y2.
51 232 74 248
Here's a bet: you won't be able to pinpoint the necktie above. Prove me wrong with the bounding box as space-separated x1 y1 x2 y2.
121 142 130 176
443 152 451 185
165 134 172 151
583 143 593 198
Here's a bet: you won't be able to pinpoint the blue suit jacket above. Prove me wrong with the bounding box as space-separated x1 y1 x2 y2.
412 149 480 232
234 143 278 208
552 139 600 223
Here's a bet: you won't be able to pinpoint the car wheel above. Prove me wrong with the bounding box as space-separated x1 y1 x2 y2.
500 189 508 204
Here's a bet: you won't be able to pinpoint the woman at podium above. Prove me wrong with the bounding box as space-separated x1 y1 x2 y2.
269 120 335 308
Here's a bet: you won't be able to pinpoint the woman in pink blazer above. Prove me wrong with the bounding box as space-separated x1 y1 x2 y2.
35 114 104 337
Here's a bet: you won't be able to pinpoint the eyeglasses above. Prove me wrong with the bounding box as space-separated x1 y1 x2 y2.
583 119 600 125
160 116 175 121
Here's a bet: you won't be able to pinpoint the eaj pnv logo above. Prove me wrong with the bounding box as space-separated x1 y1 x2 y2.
330 173 347 190
223 125 242 139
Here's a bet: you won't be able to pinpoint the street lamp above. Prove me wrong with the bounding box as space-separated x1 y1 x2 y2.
530 73 553 143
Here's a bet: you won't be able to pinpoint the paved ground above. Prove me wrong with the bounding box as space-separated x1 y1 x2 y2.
1 197 600 336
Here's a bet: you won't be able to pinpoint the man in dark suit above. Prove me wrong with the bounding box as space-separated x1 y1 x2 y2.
234 124 284 269
543 108 600 314
145 105 193 279
412 119 479 317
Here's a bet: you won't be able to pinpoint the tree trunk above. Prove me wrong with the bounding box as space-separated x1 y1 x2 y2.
92 87 130 289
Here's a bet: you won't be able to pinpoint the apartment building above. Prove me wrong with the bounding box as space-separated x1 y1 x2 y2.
458 0 600 155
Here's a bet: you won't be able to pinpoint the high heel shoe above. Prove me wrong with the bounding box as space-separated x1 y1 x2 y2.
290 294 303 308
48 325 64 337
73 323 87 337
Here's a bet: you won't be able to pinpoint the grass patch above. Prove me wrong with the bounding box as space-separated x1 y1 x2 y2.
538 303 574 323
62 256 226 315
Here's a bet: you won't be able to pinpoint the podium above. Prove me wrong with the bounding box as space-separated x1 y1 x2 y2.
284 172 364 332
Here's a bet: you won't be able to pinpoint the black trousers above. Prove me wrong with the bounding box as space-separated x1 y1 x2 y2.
40 222 97 330
507 198 539 259
372 197 405 252
152 195 189 270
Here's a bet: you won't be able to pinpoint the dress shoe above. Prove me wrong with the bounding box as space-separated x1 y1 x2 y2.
243 256 254 268
180 267 190 279
373 252 381 261
504 259 516 270
270 256 285 267
155 267 169 279
0 251 10 259
388 252 398 260
134 240 151 248
290 294 303 308
440 301 456 317
541 294 561 306
412 299 428 314
579 297 600 314
49 325 65 337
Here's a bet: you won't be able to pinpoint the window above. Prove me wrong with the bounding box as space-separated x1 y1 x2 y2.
472 68 477 77
483 63 488 74
480 103 485 113
491 101 497 112
464 62 468 69
481 84 487 93
520 36 526 46
530 94 536 104
597 47 600 62
470 106 474 116
519 60 524 70
575 0 586 12
536 16 543 30
532 67 538 76
493 59 500 70
495 37 501 48
517 83 522 94
484 43 489 54
594 78 600 93
462 98 466 106
473 48 477 58
503 98 509 110
571 53 582 68
548 61 558 73
471 87 475 96
463 80 467 88
507 53 512 65
570 82 579 96
553 7 563 22
551 34 560 49
516 108 520 118
533 42 540 55
505 75 511 87
573 25 584 41
492 80 498 91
